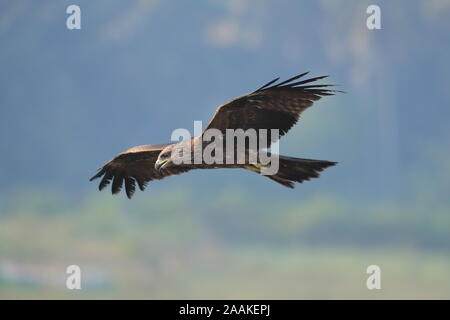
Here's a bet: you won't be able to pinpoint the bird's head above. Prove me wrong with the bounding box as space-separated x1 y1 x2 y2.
154 145 174 172
155 143 190 172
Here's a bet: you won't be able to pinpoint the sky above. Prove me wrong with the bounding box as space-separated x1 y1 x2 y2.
1 1 449 204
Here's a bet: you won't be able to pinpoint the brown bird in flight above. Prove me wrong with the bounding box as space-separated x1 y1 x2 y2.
90 73 341 198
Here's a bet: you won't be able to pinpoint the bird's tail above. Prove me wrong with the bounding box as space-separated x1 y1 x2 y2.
249 155 337 188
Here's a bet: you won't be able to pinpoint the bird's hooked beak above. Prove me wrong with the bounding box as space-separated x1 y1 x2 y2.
154 157 170 172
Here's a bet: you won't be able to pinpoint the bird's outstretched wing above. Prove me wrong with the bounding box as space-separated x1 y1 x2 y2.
204 72 342 145
89 144 191 198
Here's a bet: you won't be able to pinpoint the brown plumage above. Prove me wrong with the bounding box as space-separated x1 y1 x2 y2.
90 73 341 198
89 144 192 198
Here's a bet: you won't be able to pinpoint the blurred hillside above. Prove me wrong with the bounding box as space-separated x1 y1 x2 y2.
1 187 450 299
1 0 450 299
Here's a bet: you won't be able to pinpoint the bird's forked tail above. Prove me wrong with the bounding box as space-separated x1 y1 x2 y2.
249 155 337 188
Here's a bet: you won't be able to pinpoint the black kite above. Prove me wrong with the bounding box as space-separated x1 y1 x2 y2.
90 73 341 198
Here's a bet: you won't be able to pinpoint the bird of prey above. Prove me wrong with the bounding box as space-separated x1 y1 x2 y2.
90 72 341 198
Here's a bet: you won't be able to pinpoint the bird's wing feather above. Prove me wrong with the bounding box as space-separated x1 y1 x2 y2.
204 73 342 146
89 144 191 198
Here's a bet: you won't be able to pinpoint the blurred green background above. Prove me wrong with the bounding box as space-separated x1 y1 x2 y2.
1 0 450 299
